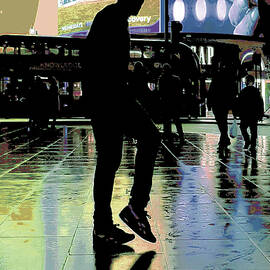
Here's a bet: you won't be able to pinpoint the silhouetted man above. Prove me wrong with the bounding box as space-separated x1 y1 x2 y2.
207 56 238 154
158 63 184 142
235 74 264 154
84 0 161 245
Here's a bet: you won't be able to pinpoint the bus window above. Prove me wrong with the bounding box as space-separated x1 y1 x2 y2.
6 47 15 55
49 48 59 55
21 47 32 55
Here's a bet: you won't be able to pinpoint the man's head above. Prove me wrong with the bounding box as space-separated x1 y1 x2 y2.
118 0 144 17
162 63 172 74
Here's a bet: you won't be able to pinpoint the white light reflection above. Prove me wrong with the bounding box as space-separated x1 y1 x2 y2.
195 0 207 21
217 0 227 21
173 0 185 22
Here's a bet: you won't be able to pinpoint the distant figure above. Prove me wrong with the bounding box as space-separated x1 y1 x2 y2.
207 57 238 154
84 0 161 246
158 63 184 142
0 89 9 118
184 78 200 119
128 61 153 113
235 75 264 153
48 76 60 130
5 77 19 117
28 76 48 131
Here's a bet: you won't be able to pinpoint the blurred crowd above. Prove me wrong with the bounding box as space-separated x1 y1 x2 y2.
0 76 77 132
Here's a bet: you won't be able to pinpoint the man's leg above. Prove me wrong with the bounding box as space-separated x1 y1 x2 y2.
162 106 172 135
249 120 258 151
173 117 185 142
92 117 135 245
119 101 161 243
240 120 250 149
127 102 161 209
92 118 123 230
163 119 172 135
213 109 230 149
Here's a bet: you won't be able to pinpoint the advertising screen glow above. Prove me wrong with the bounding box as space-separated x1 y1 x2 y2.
58 0 161 37
0 0 267 39
169 0 261 37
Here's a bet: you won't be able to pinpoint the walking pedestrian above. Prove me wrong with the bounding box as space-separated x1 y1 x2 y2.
207 57 238 154
47 76 60 130
158 63 185 143
235 74 264 154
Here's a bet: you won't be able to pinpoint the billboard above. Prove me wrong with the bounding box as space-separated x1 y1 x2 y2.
58 0 269 38
169 0 261 37
58 0 161 37
0 0 268 39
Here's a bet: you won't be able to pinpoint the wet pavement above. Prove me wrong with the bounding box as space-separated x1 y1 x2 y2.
0 122 270 269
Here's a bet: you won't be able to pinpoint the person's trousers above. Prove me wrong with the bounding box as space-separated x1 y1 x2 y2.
92 100 161 231
213 108 230 147
162 101 184 141
240 119 258 148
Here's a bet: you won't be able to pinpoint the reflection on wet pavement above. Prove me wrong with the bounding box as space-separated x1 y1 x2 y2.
0 124 270 269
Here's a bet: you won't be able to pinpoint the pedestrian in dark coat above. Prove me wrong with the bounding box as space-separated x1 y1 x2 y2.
235 74 264 153
207 58 238 153
158 63 184 143
47 76 59 130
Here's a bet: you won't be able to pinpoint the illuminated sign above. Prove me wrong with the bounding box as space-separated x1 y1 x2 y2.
29 61 82 72
0 0 266 38
58 0 161 37
169 0 260 37
190 45 214 65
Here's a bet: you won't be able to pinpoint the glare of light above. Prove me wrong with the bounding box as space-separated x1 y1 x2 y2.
217 0 227 21
173 0 185 22
195 0 207 21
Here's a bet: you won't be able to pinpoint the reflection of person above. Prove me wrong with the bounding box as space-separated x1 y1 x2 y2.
93 239 155 270
235 75 264 153
85 0 161 245
158 63 184 142
93 239 134 269
207 56 238 154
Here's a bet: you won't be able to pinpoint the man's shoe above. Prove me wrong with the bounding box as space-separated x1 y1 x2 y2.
93 224 135 245
119 205 156 243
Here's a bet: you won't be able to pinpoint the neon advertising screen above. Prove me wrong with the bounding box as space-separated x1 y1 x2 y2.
58 0 162 37
58 0 262 37
169 0 261 37
0 0 267 39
